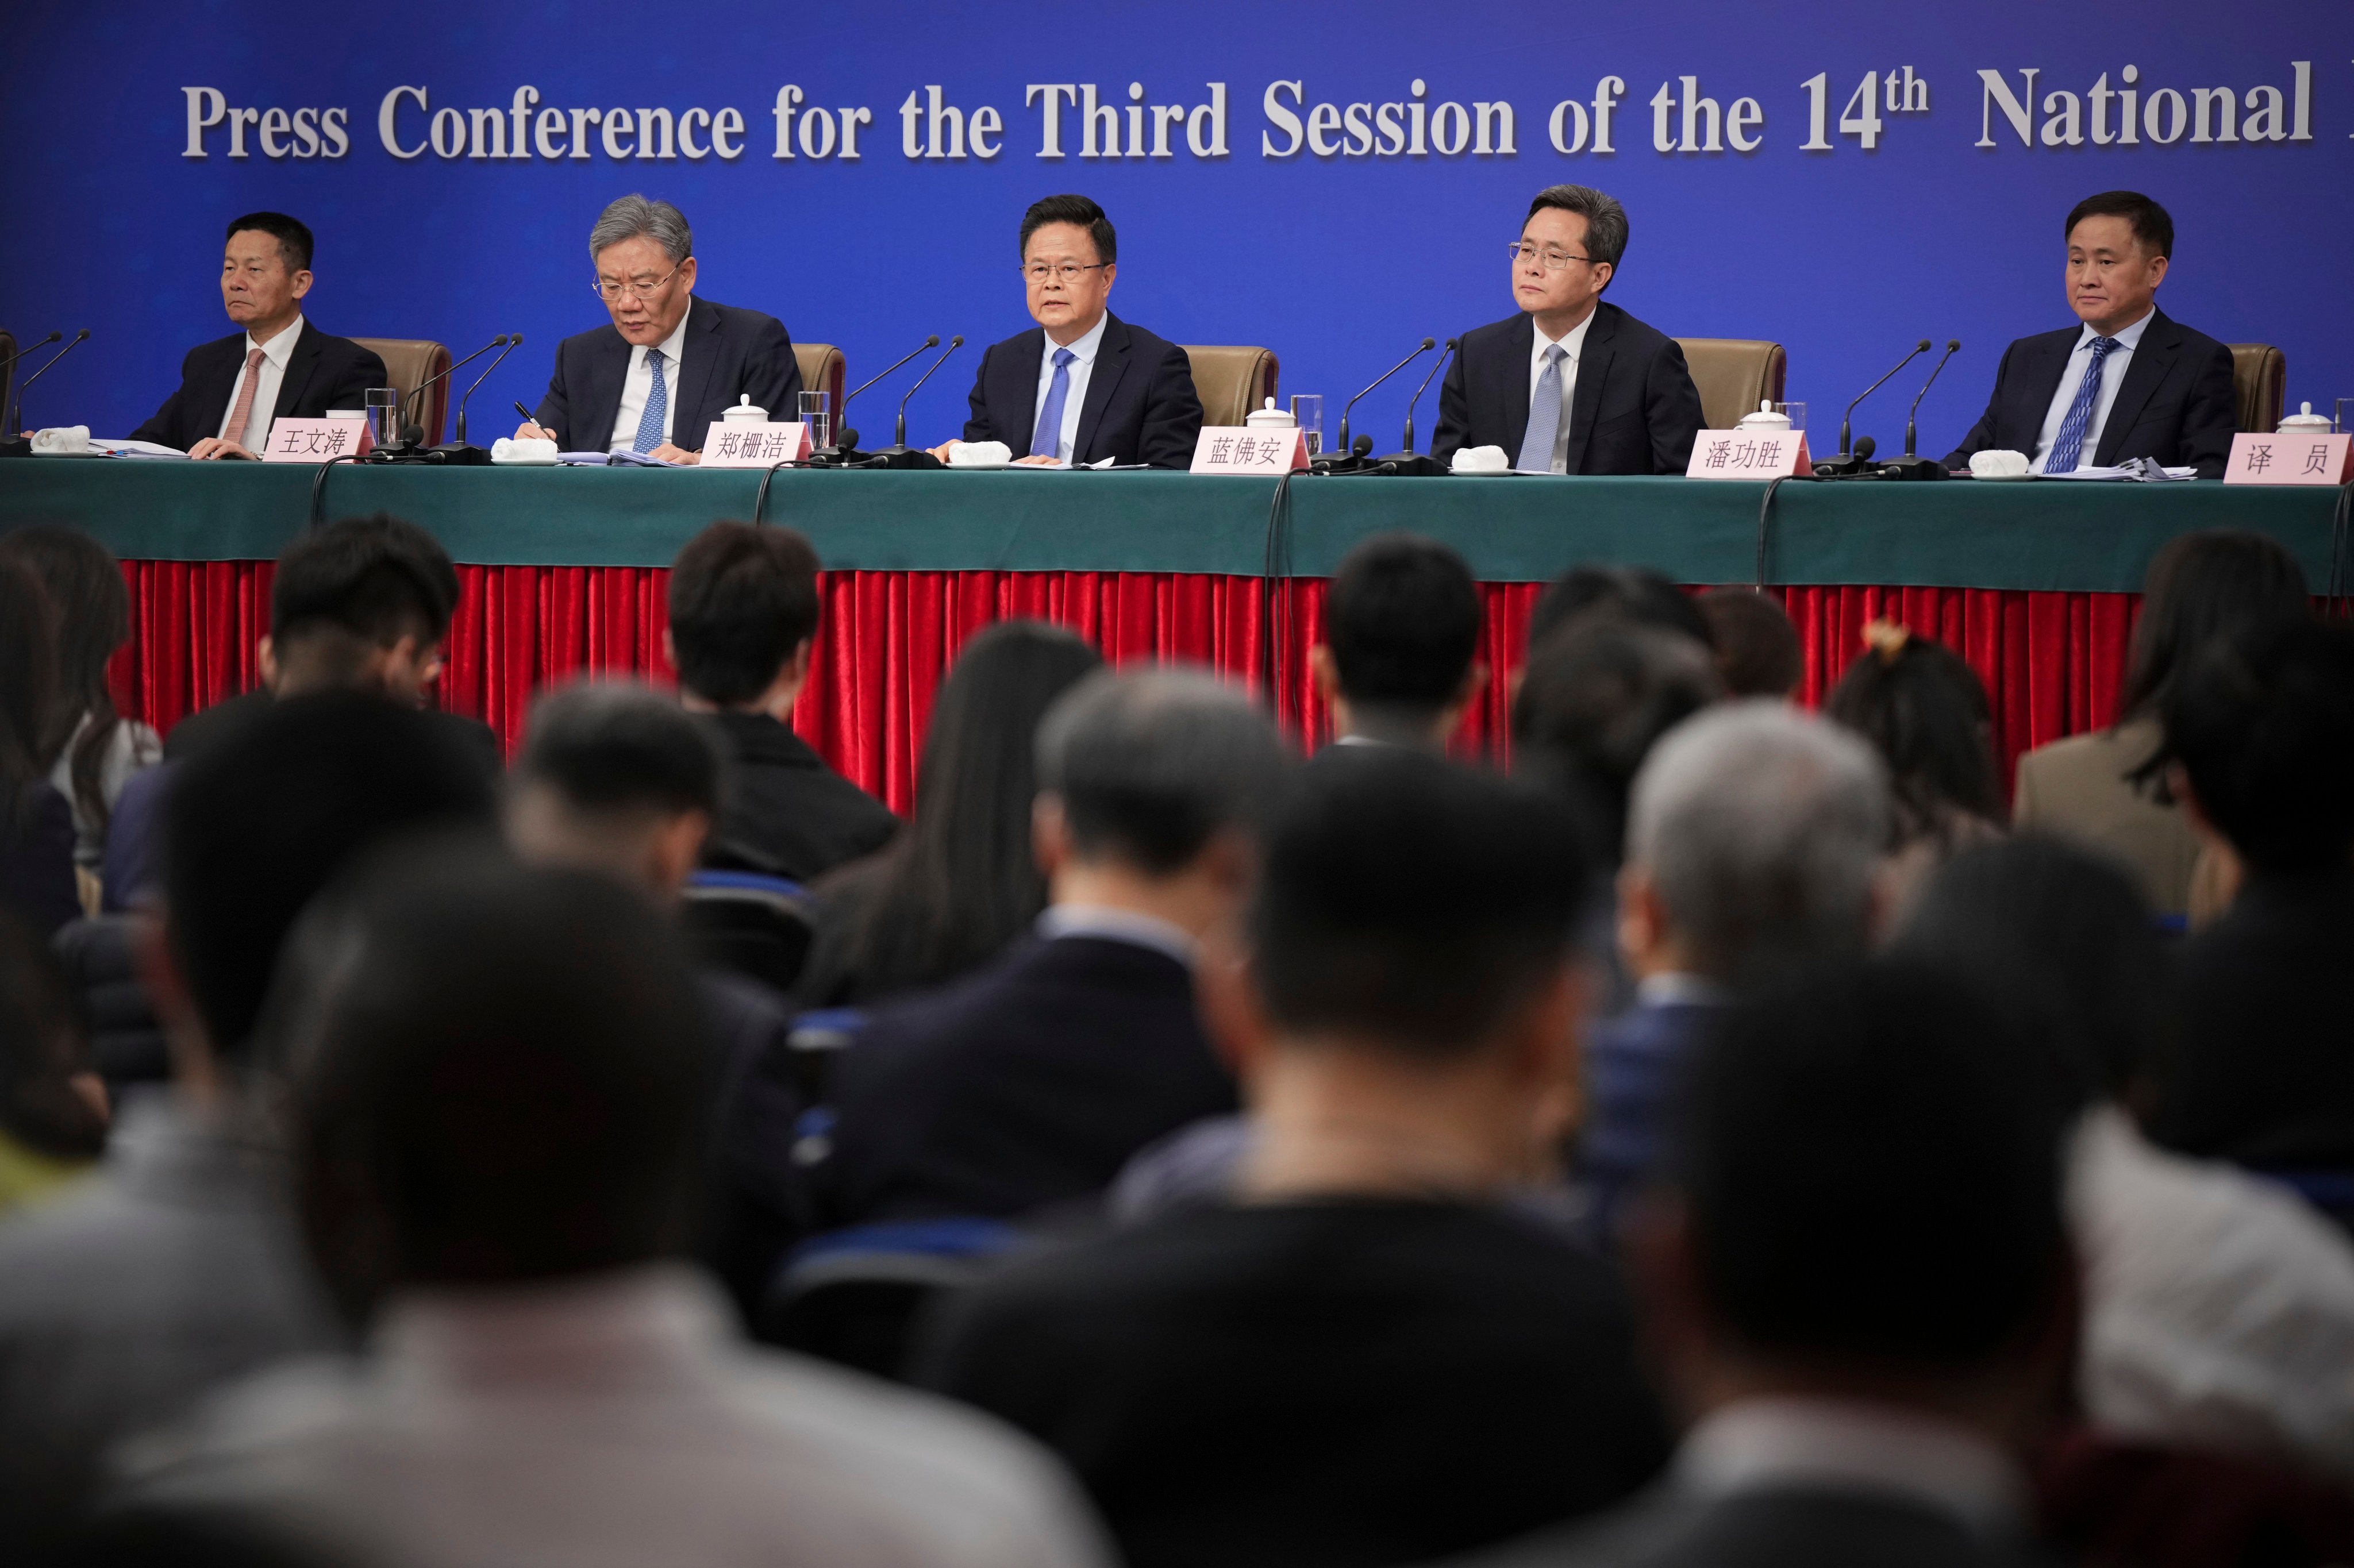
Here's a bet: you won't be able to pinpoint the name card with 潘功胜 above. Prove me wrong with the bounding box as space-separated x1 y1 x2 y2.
699 421 811 468
1685 429 1812 480
1190 427 1309 475
260 418 371 463
2223 432 2352 486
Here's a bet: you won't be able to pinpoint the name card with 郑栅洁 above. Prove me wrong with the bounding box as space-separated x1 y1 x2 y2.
699 422 811 468
1685 430 1812 480
260 418 372 463
2223 432 2352 486
1190 427 1309 475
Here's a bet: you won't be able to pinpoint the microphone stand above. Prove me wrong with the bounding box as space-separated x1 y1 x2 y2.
1879 340 1962 480
0 330 89 459
1814 339 1929 478
431 333 525 463
0 330 63 448
1317 338 1434 473
371 337 507 463
806 335 939 467
864 337 965 469
1371 337 1457 476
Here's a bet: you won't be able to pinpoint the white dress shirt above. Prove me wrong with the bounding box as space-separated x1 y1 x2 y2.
2030 308 2154 473
1032 312 1109 464
214 315 305 452
606 313 693 453
1527 311 1595 474
1036 901 1197 969
1677 1396 2027 1535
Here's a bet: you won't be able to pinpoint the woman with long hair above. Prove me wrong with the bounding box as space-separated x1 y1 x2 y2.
0 558 80 937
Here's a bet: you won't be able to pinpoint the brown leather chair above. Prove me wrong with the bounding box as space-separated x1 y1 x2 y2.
1675 339 1788 432
0 329 14 430
795 343 847 429
2229 344 2286 434
352 338 452 446
1183 346 1279 428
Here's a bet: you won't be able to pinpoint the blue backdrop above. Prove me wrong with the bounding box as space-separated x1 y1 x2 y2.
5 1 2349 456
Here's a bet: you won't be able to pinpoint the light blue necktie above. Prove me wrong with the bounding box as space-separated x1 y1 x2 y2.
1518 344 1567 473
1032 347 1076 461
2042 334 2121 474
632 348 668 453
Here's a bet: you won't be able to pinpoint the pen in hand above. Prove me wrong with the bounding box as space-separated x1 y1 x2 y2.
511 401 554 442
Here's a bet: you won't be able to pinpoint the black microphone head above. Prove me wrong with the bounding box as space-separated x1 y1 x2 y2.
1947 339 1961 352
1352 433 1374 458
948 335 965 347
36 331 61 346
401 422 424 448
70 329 90 342
1443 337 1459 350
1420 337 1436 349
925 334 941 348
838 427 859 452
1854 435 1876 460
509 332 524 346
1915 339 1932 352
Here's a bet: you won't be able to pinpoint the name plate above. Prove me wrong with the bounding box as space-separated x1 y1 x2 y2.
2224 431 2352 486
1686 429 1812 479
261 418 371 462
1190 426 1309 475
701 421 811 467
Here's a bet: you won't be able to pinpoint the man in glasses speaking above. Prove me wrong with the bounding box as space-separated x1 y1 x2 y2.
1434 184 1703 475
517 194 802 464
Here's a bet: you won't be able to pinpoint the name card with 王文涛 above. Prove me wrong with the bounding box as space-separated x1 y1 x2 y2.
260 418 371 463
1189 427 1309 475
1684 429 1812 480
2223 431 2352 486
699 421 811 468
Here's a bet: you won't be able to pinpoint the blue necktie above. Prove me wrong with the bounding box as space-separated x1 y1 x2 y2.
2042 334 2121 474
1518 344 1567 473
1032 347 1076 461
632 348 668 453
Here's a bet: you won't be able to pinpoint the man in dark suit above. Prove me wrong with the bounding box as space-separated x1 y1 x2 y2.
130 213 387 459
1946 191 2237 478
666 522 895 883
931 195 1202 468
1434 186 1703 475
516 195 802 463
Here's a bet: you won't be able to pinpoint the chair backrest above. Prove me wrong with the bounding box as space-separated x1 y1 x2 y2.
759 1218 1024 1376
351 338 453 446
1183 345 1280 428
1674 339 1788 432
681 870 816 995
795 342 847 425
2229 344 2286 434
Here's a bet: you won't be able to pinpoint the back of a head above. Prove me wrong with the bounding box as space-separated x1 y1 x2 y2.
164 693 496 1060
1526 564 1714 654
0 557 57 795
1695 588 1802 699
271 514 457 673
0 912 106 1164
666 522 821 706
1324 533 1482 722
2157 618 2354 875
274 850 711 1302
1037 668 1293 874
2123 530 2310 723
1253 749 1590 1054
515 681 722 821
1628 703 1887 988
0 525 128 716
1678 957 2067 1371
1824 630 1999 835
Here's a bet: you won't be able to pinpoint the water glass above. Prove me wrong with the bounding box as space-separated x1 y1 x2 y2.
798 390 833 450
364 387 401 448
1771 401 1807 433
1291 394 1324 456
2337 398 2352 435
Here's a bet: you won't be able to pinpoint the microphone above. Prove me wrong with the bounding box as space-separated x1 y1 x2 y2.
1401 338 1456 456
2 330 89 449
1322 338 1434 471
0 330 63 375
378 336 509 458
1883 340 1962 480
808 335 941 464
1368 338 1458 476
1817 339 1930 478
868 336 965 468
450 333 522 448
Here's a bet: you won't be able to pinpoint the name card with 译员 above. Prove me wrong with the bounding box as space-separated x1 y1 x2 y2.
1685 429 1812 480
699 421 811 467
1190 427 1309 475
261 418 371 463
2223 431 2352 486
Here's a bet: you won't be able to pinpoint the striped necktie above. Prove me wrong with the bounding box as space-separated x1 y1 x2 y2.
632 349 668 453
2043 335 2122 474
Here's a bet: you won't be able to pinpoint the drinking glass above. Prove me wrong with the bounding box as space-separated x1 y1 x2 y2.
1291 394 1324 456
2336 398 2352 435
798 390 833 450
1771 401 1807 432
364 388 401 448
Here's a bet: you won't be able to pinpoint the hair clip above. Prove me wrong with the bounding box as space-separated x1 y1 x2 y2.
1861 619 1913 665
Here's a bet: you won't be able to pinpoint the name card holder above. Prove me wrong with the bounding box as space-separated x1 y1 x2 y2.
2224 432 2352 486
1190 427 1309 475
261 418 372 463
1686 430 1812 480
701 421 812 468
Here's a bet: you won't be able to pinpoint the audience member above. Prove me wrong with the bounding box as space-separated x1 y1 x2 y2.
0 694 493 1536
1693 589 1801 700
1450 958 2071 1568
1524 565 1714 657
0 556 78 937
798 621 1104 1008
1311 533 1485 750
817 669 1290 1230
0 913 106 1216
921 749 1671 1568
1583 704 1888 1246
111 851 1110 1568
667 521 897 882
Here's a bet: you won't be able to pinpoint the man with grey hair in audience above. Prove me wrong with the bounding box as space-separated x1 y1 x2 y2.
517 193 802 463
1580 702 1890 1246
815 668 1295 1230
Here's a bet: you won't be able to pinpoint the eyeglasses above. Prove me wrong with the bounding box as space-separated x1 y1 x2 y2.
1022 262 1107 285
1506 243 1598 271
591 263 686 302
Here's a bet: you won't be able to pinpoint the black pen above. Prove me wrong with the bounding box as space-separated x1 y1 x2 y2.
511 400 540 427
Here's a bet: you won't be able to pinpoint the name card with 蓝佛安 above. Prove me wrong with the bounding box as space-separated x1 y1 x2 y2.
1685 430 1812 480
699 421 812 468
2223 432 2352 486
260 418 372 463
1190 427 1309 475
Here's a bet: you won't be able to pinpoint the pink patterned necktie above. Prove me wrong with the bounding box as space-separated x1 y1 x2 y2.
221 346 267 447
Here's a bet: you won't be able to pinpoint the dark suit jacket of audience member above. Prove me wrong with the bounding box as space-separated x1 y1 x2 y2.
695 968 803 1322
699 711 896 885
1943 309 2239 478
820 934 1238 1226
920 1197 1672 1568
2157 866 2354 1173
531 295 804 453
1442 1484 2047 1568
1 781 78 939
961 313 1205 468
1432 303 1705 475
164 690 502 780
1580 998 1723 1250
130 328 390 454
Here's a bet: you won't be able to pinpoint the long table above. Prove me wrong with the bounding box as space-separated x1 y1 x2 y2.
5 460 2344 812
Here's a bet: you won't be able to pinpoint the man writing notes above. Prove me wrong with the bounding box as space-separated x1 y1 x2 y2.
933 195 1202 469
517 195 802 465
130 213 387 459
1434 185 1704 476
1946 191 2237 479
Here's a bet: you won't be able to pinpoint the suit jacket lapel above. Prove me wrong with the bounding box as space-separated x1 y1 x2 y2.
2093 310 2178 467
1501 313 1534 457
1071 314 1130 465
579 328 634 452
270 325 326 421
192 337 244 442
997 328 1047 458
2013 333 2074 449
1562 303 1618 473
669 297 721 444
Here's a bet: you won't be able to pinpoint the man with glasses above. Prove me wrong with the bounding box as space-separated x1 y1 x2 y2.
517 194 801 464
932 194 1202 468
1434 184 1703 475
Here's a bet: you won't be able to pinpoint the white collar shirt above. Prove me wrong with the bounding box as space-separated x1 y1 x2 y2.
1676 1396 2028 1536
1033 312 1109 464
217 315 305 452
606 312 694 454
1528 311 1596 475
1036 901 1197 969
2030 308 2155 473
